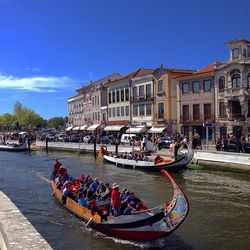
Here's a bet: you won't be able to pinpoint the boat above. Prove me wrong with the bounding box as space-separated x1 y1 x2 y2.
101 146 194 172
50 170 189 242
0 142 28 152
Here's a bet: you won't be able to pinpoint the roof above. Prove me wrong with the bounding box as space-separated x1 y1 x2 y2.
193 64 214 75
225 39 250 46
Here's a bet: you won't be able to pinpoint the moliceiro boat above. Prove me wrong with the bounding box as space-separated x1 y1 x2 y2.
0 142 28 152
101 146 194 172
50 170 189 242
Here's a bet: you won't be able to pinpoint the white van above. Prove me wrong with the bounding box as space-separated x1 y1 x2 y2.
120 134 137 145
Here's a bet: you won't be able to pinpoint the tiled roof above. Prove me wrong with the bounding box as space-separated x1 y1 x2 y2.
193 64 214 75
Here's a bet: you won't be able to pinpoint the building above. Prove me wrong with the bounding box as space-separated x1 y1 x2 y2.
175 64 215 141
153 67 194 134
214 39 250 139
67 73 122 133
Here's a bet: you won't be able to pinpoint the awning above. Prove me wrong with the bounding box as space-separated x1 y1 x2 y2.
126 126 146 134
72 126 80 131
104 125 125 132
87 124 100 131
66 126 73 131
148 126 166 133
80 125 88 130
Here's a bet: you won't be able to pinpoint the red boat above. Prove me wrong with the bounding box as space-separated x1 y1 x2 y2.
50 170 189 242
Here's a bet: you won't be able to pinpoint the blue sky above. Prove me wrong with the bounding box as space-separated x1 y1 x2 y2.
1 0 250 119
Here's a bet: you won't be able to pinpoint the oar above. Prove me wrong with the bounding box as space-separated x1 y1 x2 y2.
86 218 93 227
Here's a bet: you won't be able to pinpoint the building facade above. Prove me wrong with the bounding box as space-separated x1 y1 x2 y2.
214 39 250 139
176 64 215 141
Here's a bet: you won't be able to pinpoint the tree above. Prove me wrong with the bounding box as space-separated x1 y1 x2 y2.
47 117 65 129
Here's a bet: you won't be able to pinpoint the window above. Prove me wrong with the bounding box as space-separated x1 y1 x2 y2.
121 89 124 101
146 84 151 96
139 85 144 97
219 77 225 91
247 73 250 89
133 105 138 116
109 92 111 103
182 105 189 121
109 108 112 117
125 106 129 116
125 88 129 101
232 74 241 88
158 80 164 93
204 103 211 120
203 80 211 91
116 89 120 102
182 82 189 94
121 106 124 116
133 87 137 98
116 107 120 117
158 103 164 119
219 102 226 116
146 103 152 116
139 104 144 116
112 91 116 103
192 81 200 93
232 48 239 59
112 107 116 117
193 104 200 120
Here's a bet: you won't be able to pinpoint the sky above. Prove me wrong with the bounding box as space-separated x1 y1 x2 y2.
1 0 250 119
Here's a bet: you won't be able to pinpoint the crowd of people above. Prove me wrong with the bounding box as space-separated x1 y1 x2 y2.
51 159 148 220
109 151 150 161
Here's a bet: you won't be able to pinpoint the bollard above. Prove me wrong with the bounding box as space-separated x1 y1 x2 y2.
115 143 118 154
27 138 31 152
94 137 97 159
45 137 48 154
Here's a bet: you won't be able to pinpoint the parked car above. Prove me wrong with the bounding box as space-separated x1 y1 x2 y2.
158 136 172 149
227 139 250 153
120 134 137 145
83 135 95 143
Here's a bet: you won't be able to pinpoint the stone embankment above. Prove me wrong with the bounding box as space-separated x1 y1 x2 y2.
0 192 52 250
33 141 250 174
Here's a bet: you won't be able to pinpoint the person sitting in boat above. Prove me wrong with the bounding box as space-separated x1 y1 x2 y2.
123 192 142 215
58 165 68 181
87 178 99 199
154 154 163 165
77 192 89 208
51 159 62 180
95 181 106 200
98 182 111 201
111 183 121 217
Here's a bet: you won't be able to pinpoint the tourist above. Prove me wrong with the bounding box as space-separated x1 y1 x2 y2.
51 159 62 180
123 192 141 215
58 165 68 181
216 138 222 151
78 192 88 208
111 183 121 217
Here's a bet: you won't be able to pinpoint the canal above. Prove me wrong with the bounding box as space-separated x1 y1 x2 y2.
0 150 250 249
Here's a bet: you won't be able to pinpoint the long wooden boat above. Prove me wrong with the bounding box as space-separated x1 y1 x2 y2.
102 147 194 172
50 170 189 242
0 142 28 152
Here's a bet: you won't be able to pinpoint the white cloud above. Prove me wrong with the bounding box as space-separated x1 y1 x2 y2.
0 74 78 92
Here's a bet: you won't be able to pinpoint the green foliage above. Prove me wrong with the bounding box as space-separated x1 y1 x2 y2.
47 117 65 129
0 101 45 130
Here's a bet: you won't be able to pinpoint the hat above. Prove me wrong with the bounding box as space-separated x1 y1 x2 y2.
112 183 119 189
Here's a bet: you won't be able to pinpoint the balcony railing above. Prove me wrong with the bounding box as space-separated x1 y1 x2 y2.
131 95 154 103
157 114 164 119
228 114 245 121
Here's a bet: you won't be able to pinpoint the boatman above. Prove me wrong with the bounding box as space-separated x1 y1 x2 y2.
111 183 121 217
51 159 62 180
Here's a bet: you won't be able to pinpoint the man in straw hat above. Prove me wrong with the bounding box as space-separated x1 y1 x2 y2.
111 183 121 216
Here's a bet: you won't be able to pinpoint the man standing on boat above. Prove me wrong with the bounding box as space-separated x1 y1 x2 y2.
111 183 121 217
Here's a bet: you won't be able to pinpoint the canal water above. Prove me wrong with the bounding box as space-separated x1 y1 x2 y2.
0 150 250 250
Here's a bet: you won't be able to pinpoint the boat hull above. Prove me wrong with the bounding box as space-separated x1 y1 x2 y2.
50 170 189 242
0 143 28 152
103 147 194 172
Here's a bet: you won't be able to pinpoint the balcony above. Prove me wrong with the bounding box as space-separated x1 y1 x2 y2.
131 95 154 103
157 91 166 97
228 114 245 121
